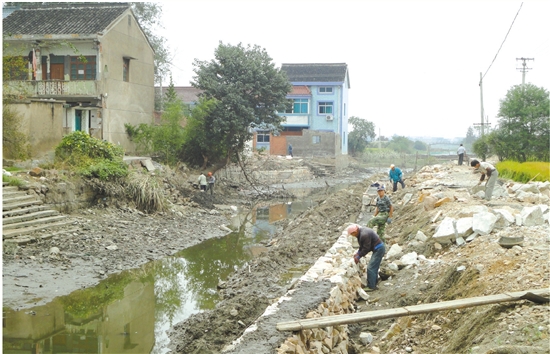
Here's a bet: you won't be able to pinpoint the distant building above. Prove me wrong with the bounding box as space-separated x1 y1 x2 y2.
2 2 155 154
254 63 350 158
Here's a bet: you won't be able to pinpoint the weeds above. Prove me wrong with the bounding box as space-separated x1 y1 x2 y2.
2 174 26 187
126 172 166 213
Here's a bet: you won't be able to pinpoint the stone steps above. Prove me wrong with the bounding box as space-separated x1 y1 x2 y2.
2 185 79 241
3 205 48 218
3 220 74 239
2 185 19 192
3 200 43 211
3 210 60 225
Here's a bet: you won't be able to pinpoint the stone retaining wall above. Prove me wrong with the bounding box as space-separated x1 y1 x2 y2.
217 165 313 184
225 228 365 353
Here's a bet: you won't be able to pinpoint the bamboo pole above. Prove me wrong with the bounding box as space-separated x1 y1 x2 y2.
276 288 549 332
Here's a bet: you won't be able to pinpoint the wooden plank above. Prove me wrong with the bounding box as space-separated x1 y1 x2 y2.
277 308 409 332
276 289 549 332
431 210 442 223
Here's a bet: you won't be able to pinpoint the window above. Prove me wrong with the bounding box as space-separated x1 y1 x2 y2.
318 101 333 114
285 99 308 114
257 131 270 142
312 135 321 144
70 56 96 80
123 58 130 82
319 87 333 94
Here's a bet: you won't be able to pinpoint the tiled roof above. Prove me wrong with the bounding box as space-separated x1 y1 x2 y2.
290 86 311 95
281 63 348 83
2 3 129 35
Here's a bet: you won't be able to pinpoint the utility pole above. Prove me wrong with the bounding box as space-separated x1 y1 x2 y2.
479 72 485 136
516 57 534 85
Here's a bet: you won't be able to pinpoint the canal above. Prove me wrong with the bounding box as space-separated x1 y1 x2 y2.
2 194 335 354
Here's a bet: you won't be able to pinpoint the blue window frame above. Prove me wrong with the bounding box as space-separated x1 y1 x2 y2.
319 87 333 94
312 135 321 144
318 101 333 114
285 99 308 114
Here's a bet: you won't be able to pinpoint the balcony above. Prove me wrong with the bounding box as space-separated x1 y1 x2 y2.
282 114 309 126
4 80 99 98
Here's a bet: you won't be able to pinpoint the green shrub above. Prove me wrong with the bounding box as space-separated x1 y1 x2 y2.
55 131 127 180
496 161 550 183
80 159 128 180
2 104 30 160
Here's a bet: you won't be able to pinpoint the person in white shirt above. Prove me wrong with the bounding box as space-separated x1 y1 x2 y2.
470 159 498 201
457 144 466 166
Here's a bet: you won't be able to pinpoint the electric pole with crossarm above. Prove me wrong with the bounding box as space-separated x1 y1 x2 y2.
516 57 534 85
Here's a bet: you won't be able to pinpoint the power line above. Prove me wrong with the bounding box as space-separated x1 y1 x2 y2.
482 2 523 80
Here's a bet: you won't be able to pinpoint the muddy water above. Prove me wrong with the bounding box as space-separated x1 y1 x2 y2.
2 176 368 354
2 199 327 354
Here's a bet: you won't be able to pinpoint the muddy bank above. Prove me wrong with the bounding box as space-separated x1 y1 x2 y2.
167 180 370 353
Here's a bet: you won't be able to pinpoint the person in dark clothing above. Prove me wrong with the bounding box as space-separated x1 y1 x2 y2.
348 224 385 291
288 143 293 157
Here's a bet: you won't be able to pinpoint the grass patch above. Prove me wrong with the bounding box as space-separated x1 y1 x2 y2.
2 174 26 187
496 161 550 183
126 172 166 213
3 166 22 172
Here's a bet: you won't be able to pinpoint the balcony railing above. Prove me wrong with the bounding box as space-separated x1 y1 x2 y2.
282 114 309 126
4 80 98 97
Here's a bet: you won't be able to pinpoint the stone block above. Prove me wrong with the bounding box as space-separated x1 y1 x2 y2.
455 217 473 237
386 243 403 260
400 252 418 266
493 209 515 229
519 184 540 194
472 212 498 235
521 205 544 226
433 217 456 244
423 196 437 211
415 230 428 242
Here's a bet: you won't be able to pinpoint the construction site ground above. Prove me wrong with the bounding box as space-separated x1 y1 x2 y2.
2 157 549 354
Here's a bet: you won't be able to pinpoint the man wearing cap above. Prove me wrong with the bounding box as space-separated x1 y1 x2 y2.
348 224 385 291
389 164 405 192
367 186 393 241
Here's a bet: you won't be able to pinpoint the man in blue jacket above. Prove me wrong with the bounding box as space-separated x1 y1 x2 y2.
389 164 405 192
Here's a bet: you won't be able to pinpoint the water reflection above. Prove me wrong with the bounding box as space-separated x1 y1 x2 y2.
3 200 313 354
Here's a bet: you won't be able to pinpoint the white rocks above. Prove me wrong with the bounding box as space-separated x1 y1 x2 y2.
359 332 373 345
521 205 545 226
388 263 399 271
492 184 509 198
472 212 498 235
386 243 403 260
415 230 428 242
433 217 456 243
519 184 540 194
357 288 370 301
456 237 466 246
457 265 466 271
106 245 118 251
458 205 489 218
402 193 413 205
455 217 473 237
49 247 60 255
400 252 418 266
494 209 515 228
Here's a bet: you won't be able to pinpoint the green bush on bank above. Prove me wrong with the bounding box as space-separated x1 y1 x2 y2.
496 161 550 183
55 131 127 180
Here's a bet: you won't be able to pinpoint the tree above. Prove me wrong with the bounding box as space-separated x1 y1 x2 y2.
164 74 178 104
472 134 491 162
192 42 291 165
463 126 476 151
494 84 550 162
348 116 376 155
180 97 225 169
131 2 171 86
387 136 414 153
413 140 427 151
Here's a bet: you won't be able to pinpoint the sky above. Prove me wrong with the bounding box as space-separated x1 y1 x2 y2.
156 0 550 140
